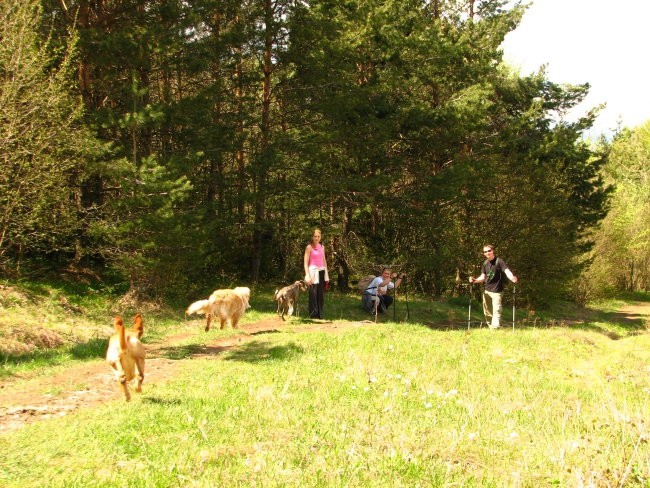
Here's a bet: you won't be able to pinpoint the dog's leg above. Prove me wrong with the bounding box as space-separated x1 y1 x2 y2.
135 357 145 393
231 317 239 328
205 314 211 332
112 362 131 401
120 376 131 401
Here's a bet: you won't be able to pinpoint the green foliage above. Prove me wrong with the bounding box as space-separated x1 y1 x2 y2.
580 122 650 298
88 155 195 299
0 0 103 271
5 0 611 309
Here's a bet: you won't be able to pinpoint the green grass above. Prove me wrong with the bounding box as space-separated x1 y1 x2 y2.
1 322 649 486
1 280 649 486
0 281 459 378
0 279 646 378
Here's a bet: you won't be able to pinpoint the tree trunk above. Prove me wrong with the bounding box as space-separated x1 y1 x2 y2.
251 0 274 282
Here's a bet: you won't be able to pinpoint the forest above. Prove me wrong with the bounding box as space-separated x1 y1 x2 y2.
1 0 648 305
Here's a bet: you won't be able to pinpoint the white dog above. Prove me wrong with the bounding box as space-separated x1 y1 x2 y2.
186 287 251 331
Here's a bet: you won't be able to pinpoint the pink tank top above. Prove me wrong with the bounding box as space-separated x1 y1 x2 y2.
309 244 325 268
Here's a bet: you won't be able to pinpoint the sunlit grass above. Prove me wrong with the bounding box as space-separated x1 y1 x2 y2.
1 319 649 486
1 278 649 485
1 278 646 379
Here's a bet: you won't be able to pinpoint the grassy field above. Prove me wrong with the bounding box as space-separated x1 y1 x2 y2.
1 281 649 487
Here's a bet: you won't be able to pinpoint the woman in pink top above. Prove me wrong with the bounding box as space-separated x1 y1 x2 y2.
303 228 329 319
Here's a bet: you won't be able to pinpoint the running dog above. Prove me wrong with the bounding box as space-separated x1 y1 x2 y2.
105 314 146 402
274 280 307 320
186 286 251 331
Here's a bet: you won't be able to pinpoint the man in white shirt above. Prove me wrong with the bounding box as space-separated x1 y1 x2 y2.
362 267 405 314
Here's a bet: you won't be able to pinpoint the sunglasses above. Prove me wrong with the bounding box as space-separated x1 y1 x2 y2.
483 249 493 253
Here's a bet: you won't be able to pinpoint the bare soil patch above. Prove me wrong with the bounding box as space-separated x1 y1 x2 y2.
0 317 374 433
618 302 650 321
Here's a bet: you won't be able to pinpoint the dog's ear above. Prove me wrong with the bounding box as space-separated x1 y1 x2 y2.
114 316 124 330
133 314 144 338
113 316 128 350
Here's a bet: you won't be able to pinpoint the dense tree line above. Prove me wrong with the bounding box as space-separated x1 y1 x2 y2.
1 0 613 305
579 122 650 301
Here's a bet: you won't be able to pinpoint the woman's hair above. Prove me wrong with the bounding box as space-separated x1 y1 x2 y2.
311 228 322 241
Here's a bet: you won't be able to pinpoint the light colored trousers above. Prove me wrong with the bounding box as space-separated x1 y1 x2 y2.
484 291 502 328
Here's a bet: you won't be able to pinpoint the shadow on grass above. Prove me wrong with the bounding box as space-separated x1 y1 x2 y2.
417 305 649 339
419 320 644 339
1 337 107 371
599 309 648 327
155 344 209 360
69 337 107 359
0 348 64 373
528 301 649 338
224 340 304 363
153 334 301 361
564 308 648 339
142 396 183 406
249 329 282 336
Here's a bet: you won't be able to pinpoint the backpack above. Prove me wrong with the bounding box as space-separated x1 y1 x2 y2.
357 275 376 294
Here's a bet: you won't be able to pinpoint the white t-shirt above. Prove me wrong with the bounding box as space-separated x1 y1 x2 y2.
367 276 394 296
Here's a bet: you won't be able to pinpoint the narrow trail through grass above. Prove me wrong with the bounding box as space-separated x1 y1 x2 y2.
0 317 376 432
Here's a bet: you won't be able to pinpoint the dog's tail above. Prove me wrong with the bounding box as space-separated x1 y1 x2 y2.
132 313 144 339
186 299 211 316
114 316 127 351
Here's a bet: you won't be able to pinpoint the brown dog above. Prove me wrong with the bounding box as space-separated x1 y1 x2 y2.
105 314 145 402
274 280 307 320
186 286 251 331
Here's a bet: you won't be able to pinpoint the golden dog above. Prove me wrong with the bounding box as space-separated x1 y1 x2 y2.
105 314 145 402
274 280 307 320
186 286 251 331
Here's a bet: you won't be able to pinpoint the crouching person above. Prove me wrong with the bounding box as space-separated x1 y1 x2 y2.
361 267 405 314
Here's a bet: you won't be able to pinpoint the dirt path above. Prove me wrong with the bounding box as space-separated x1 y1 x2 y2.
0 317 373 433
617 301 650 322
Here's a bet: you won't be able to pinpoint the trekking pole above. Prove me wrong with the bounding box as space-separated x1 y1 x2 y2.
467 288 471 330
404 276 410 321
393 281 397 322
512 284 516 331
